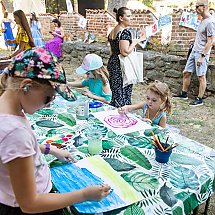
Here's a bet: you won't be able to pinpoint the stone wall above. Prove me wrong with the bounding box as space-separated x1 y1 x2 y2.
61 42 215 95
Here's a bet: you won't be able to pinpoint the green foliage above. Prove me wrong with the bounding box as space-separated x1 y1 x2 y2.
171 153 203 166
124 204 145 215
170 166 199 190
175 192 198 215
57 113 76 127
127 136 152 149
77 146 89 154
102 140 114 150
104 158 136 171
46 0 67 14
159 183 177 207
146 37 175 54
37 109 55 115
36 120 64 128
120 146 152 170
139 0 154 8
121 172 159 191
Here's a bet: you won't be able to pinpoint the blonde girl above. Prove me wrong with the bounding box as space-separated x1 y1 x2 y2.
119 81 172 128
69 53 112 104
0 48 110 215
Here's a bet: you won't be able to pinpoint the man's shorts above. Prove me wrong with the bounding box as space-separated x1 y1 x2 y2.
184 50 209 76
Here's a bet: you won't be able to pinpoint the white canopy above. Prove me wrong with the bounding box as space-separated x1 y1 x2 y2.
13 0 46 14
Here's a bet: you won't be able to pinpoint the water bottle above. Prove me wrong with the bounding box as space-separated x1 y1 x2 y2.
76 101 89 120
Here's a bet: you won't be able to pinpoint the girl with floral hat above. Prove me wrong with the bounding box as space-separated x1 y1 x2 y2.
0 47 110 214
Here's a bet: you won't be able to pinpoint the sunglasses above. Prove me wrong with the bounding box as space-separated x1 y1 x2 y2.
44 95 56 105
196 4 204 9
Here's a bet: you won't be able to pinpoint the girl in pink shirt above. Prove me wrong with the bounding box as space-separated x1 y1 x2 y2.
0 47 110 214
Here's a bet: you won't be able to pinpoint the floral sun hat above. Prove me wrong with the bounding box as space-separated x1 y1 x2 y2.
7 47 76 101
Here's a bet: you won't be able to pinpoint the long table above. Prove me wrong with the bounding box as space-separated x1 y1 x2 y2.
27 94 215 215
0 59 11 71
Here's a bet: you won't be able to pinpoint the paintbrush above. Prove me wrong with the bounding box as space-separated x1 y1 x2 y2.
164 136 169 149
66 157 78 163
150 130 164 151
115 100 130 121
163 144 172 152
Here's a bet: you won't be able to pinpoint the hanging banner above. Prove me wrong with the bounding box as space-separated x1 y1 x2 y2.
161 25 172 45
161 16 172 45
145 20 158 38
78 16 87 28
158 14 172 30
179 11 201 31
66 0 73 13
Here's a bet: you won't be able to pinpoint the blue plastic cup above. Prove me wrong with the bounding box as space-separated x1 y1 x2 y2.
155 147 172 163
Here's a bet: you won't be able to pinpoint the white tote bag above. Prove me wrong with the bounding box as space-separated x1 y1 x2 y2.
118 50 143 88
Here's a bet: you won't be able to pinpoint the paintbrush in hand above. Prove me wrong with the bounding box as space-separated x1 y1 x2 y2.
115 100 130 121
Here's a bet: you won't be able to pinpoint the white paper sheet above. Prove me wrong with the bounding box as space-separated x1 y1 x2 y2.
92 109 151 135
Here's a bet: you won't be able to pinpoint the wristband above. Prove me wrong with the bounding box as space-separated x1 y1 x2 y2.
201 53 206 58
44 143 50 154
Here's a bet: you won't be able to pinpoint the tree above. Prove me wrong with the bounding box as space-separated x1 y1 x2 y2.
45 0 67 14
140 0 154 8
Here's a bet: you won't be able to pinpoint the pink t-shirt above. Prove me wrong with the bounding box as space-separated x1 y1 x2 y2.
0 114 52 207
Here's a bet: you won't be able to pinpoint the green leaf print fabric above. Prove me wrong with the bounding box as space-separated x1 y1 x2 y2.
27 95 215 215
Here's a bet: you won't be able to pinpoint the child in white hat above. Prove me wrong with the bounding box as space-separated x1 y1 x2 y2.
69 53 112 104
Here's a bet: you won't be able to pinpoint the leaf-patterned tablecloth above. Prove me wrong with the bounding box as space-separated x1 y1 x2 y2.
27 95 215 215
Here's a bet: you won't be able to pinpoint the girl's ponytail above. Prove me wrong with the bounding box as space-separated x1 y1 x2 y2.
95 66 109 86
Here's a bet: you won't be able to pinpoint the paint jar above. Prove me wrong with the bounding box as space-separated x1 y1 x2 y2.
154 146 172 163
76 101 89 120
87 129 103 155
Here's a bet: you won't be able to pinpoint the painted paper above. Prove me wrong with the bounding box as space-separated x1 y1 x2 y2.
161 16 172 45
78 16 87 29
50 156 143 213
92 109 151 135
179 11 201 31
158 15 172 30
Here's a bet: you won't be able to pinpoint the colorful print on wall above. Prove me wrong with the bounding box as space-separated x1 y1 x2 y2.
50 156 143 213
179 11 201 31
158 15 172 29
92 109 151 135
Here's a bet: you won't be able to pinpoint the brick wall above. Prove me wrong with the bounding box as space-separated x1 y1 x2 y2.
38 9 215 60
85 9 214 59
38 13 87 41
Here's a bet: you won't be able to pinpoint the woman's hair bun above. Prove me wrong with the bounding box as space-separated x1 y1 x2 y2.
113 8 118 14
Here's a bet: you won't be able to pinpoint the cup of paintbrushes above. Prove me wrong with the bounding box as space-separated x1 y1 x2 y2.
154 143 172 163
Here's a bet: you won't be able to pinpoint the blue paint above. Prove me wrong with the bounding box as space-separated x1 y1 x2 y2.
50 163 125 213
89 101 103 108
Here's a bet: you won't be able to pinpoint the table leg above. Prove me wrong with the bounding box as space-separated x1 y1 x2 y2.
204 197 211 215
192 205 199 215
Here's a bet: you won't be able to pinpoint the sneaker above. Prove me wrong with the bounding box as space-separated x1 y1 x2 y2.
189 97 203 106
173 91 188 100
